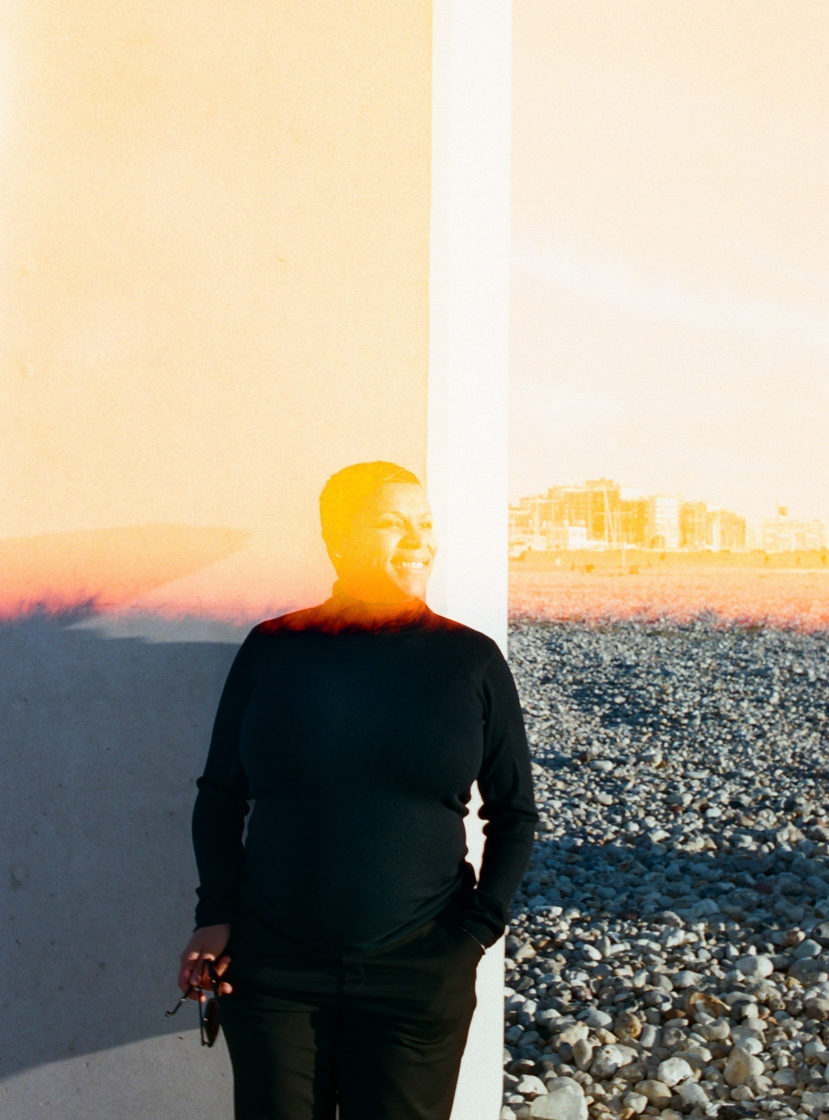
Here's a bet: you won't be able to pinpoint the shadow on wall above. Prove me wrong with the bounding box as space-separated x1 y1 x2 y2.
0 605 257 1079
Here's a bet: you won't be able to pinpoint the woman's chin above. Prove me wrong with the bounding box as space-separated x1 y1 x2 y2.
388 577 428 603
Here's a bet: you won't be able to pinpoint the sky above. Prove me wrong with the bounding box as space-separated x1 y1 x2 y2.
510 0 829 526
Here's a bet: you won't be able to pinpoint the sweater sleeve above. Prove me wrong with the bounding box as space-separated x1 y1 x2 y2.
461 644 538 949
191 631 256 929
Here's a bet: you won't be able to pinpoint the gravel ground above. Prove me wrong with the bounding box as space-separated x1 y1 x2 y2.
503 620 829 1120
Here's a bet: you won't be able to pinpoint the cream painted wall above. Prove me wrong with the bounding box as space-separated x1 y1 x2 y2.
1 0 431 617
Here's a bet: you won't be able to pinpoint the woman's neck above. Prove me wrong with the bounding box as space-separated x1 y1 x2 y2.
327 581 427 628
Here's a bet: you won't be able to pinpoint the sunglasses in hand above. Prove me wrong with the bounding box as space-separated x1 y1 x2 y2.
165 958 222 1047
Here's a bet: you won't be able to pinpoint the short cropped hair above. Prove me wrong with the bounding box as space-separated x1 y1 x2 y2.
319 461 422 544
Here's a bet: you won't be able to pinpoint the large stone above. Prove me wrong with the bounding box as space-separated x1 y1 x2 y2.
805 996 829 1021
590 1044 637 1080
671 969 703 989
638 1025 660 1049
724 1047 765 1087
732 1033 762 1055
696 1018 731 1042
634 1080 673 1108
735 954 774 980
802 1090 829 1111
622 1091 648 1116
677 1080 711 1111
771 1068 798 1089
571 1039 593 1071
579 1006 613 1029
656 1056 694 1087
529 1077 588 1120
517 1075 549 1098
556 1024 589 1047
613 1011 643 1040
792 938 822 960
674 1044 712 1070
684 991 729 1019
788 957 829 984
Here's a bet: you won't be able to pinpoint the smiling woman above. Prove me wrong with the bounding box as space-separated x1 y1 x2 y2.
320 463 438 605
176 460 538 1120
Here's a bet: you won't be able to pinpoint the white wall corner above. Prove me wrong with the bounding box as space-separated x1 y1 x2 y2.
428 3 513 1118
428 0 512 655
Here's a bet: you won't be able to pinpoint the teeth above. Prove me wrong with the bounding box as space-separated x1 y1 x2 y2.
395 561 427 569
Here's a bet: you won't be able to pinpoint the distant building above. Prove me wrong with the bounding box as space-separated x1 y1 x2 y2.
708 508 747 551
680 501 709 549
647 495 681 550
509 479 623 550
761 512 826 552
678 500 746 551
620 495 649 547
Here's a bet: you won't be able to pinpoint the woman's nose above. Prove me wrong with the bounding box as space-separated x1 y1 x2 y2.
400 524 423 547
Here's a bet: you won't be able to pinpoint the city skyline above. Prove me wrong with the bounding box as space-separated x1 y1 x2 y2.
510 475 827 553
510 2 829 529
512 475 826 528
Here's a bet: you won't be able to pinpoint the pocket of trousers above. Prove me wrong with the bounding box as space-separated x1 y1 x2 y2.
435 918 485 965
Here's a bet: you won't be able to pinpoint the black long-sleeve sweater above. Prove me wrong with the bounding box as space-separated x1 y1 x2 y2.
192 592 537 952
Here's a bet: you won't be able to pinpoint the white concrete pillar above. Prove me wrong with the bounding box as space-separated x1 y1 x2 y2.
428 3 513 1117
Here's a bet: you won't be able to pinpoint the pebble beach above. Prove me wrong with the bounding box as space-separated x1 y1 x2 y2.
503 616 829 1120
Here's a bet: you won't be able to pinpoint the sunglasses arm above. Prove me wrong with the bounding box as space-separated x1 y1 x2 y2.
165 986 199 1017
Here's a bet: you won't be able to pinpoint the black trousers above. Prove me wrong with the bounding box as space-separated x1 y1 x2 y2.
220 908 482 1120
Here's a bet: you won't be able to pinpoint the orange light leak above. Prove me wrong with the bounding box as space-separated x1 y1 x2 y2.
5 530 829 632
0 525 271 623
510 566 829 632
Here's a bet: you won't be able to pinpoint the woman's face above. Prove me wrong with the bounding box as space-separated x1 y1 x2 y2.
332 482 437 604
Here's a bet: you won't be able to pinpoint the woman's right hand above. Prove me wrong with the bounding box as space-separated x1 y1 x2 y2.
178 923 232 996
